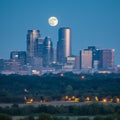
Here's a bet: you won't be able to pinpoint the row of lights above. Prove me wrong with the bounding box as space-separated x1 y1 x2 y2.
65 96 120 103
60 73 85 79
24 95 120 104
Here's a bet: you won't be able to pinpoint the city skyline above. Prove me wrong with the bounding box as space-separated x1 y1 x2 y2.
0 0 120 64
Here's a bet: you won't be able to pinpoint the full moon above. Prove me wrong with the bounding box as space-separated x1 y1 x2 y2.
48 16 58 26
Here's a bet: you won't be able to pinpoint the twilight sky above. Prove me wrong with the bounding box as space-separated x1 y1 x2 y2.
0 0 120 64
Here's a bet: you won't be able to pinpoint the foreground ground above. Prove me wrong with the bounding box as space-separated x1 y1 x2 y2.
12 115 94 120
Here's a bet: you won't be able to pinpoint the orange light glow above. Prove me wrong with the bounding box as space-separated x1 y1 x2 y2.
72 96 75 100
102 98 107 103
85 97 90 101
65 96 69 100
95 96 99 102
75 98 79 102
116 98 120 103
68 98 71 101
26 98 33 104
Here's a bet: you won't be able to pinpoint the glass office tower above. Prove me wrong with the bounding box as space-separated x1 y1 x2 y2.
27 30 40 57
57 27 71 64
43 36 53 67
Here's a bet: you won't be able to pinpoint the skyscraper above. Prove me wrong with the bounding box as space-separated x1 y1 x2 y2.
80 49 92 69
43 36 53 67
88 46 99 68
37 37 44 58
98 49 115 69
27 30 40 58
57 27 71 64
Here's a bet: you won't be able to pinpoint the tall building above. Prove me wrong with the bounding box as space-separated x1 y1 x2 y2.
27 30 40 58
53 48 57 63
88 46 99 68
10 51 26 65
57 27 71 64
98 49 115 69
80 49 92 69
62 56 76 71
37 37 44 58
43 36 53 67
75 56 80 69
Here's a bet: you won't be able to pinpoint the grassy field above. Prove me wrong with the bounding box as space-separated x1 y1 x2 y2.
12 115 94 120
13 116 25 120
0 101 118 108
62 116 93 120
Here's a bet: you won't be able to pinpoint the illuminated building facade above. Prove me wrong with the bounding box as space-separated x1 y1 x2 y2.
27 30 40 57
88 46 99 68
80 49 92 69
98 49 115 69
57 27 71 64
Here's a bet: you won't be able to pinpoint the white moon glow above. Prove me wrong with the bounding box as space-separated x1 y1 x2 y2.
48 16 58 26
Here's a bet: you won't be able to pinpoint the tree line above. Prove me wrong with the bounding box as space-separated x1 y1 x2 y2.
0 112 120 120
0 73 120 103
0 103 120 116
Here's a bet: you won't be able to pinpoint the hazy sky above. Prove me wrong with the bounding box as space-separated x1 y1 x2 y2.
0 0 120 64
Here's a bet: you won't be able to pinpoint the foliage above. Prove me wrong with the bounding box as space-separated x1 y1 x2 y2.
0 103 120 116
93 116 105 120
38 113 53 120
0 73 120 118
0 73 120 103
0 113 12 120
77 117 90 120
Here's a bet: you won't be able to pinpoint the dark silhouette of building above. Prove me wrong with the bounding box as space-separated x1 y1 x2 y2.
43 36 53 67
10 51 27 65
98 49 115 69
37 37 44 58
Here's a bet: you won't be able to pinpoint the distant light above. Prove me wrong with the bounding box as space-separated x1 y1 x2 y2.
81 75 85 79
112 49 115 52
116 98 120 103
72 96 75 100
95 96 99 101
32 70 40 75
15 55 18 58
102 98 107 103
24 89 29 93
60 73 64 77
85 97 90 101
65 96 69 100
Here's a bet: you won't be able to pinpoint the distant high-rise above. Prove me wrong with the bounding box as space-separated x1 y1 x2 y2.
37 37 44 58
57 27 71 64
27 30 40 57
43 36 53 67
88 46 99 68
98 49 115 69
80 49 92 69
10 51 26 65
